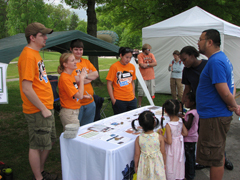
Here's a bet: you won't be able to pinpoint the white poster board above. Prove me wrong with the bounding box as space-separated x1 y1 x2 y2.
130 57 154 106
0 63 8 104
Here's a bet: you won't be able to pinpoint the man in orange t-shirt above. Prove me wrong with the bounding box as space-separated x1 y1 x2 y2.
70 39 99 126
18 23 57 180
137 44 157 107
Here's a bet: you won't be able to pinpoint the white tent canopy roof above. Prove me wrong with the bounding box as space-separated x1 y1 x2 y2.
142 6 240 93
143 6 240 38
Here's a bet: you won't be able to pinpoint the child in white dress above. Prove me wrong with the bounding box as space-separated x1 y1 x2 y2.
132 110 166 180
161 99 188 180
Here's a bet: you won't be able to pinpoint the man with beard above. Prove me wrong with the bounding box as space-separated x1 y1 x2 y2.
196 29 239 180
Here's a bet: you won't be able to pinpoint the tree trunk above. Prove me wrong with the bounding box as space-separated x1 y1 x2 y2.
87 0 102 86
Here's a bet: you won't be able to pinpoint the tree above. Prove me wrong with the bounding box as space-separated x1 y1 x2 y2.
0 0 8 38
99 0 240 32
65 0 101 85
76 20 87 33
6 0 47 36
69 12 79 30
45 4 71 31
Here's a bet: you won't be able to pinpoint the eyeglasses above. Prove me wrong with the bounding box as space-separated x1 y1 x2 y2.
198 39 208 42
147 49 151 51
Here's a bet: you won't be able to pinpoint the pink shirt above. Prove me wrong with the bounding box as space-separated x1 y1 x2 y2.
184 109 199 142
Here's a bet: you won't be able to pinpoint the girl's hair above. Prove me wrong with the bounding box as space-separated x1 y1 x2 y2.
119 47 133 56
179 101 184 116
161 99 180 125
180 46 199 58
186 92 196 105
57 53 72 74
173 50 180 56
70 39 84 49
131 110 159 132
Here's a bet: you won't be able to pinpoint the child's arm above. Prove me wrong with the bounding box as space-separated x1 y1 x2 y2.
184 113 194 130
182 123 188 137
159 134 166 168
134 136 140 173
164 124 172 145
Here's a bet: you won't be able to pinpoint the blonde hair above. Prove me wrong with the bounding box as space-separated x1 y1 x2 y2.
57 53 73 74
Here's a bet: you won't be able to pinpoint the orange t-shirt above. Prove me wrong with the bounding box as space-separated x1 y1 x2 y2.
71 58 96 105
58 72 81 109
18 47 53 114
137 53 156 80
106 61 136 101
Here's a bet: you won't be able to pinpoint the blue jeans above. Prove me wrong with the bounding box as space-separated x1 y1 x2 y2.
112 98 137 115
78 101 96 126
184 142 196 180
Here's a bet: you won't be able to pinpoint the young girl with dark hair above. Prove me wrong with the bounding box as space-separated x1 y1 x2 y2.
106 47 137 115
161 99 188 180
132 110 166 179
182 92 199 180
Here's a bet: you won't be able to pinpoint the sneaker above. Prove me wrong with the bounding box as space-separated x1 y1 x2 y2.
41 171 58 180
225 158 233 170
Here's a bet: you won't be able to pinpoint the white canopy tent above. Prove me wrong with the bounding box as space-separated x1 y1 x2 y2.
142 6 240 94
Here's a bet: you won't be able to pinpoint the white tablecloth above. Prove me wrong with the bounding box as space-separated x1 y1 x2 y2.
60 106 168 180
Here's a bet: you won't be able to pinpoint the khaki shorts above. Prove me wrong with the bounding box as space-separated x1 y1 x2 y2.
24 109 57 150
138 79 155 96
59 108 80 130
196 116 232 167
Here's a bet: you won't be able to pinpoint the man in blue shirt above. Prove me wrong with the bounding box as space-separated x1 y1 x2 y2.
196 29 239 180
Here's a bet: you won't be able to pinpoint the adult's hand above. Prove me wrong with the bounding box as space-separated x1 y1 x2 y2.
41 108 52 118
234 105 240 116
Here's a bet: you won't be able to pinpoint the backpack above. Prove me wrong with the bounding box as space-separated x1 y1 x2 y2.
172 60 182 65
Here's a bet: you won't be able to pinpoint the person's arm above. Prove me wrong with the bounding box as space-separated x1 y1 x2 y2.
233 84 236 97
134 136 140 173
182 123 188 137
85 71 99 81
73 72 85 99
215 83 238 108
164 124 172 145
148 61 157 67
184 113 194 130
107 80 116 105
132 80 135 97
181 85 191 103
74 71 91 99
22 80 51 118
159 134 166 168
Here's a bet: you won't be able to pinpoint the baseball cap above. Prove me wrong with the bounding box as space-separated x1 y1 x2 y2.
25 22 53 38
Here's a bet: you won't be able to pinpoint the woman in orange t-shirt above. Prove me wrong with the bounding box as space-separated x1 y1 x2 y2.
57 53 91 130
106 47 137 115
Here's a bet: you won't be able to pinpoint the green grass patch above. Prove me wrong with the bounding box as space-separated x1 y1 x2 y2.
7 52 118 79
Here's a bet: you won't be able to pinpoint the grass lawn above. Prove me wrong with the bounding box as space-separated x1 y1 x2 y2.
1 53 172 179
7 52 118 79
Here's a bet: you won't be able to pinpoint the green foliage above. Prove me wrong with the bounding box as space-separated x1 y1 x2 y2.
97 0 240 49
96 8 141 48
69 12 80 30
6 0 47 36
76 20 87 33
0 0 8 38
119 28 142 49
45 4 71 31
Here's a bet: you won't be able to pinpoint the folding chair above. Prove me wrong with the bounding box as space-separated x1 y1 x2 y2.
100 97 111 119
47 75 61 112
